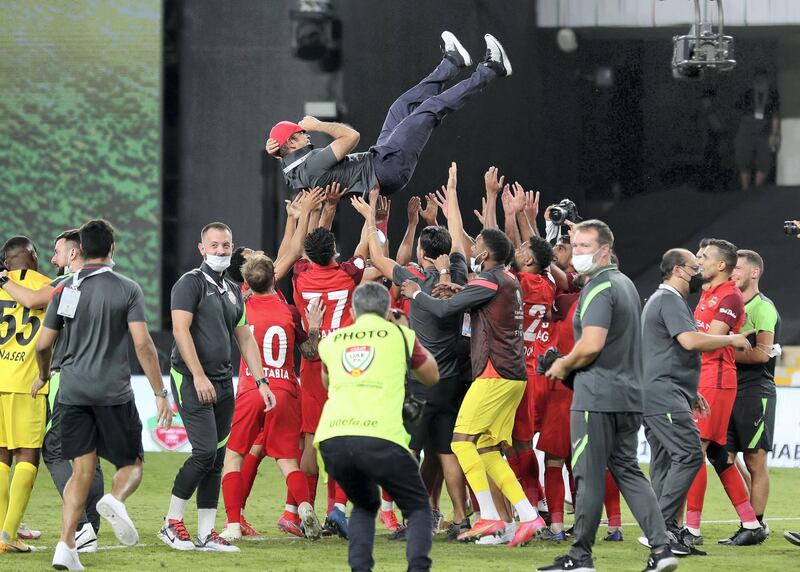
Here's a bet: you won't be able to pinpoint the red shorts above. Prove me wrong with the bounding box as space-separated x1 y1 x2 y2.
537 385 572 459
512 379 534 442
300 359 328 434
260 387 303 459
531 371 550 434
227 390 267 456
694 386 736 445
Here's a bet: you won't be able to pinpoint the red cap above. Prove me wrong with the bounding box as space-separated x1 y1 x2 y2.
269 121 303 147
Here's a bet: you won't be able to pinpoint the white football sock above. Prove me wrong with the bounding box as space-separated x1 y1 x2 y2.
475 490 501 521
166 495 188 521
198 508 217 540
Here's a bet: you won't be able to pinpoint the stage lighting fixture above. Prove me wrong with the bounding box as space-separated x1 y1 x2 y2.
290 0 337 61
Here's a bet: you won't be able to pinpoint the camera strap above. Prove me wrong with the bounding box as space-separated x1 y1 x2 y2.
393 323 412 375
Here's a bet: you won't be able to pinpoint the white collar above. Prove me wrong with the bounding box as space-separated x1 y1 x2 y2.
658 283 684 298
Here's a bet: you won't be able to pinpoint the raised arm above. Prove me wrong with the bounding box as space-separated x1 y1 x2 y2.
396 196 420 266
298 115 360 161
351 196 397 280
274 187 325 281
482 166 503 230
401 276 497 319
277 192 303 261
501 184 521 248
318 182 347 230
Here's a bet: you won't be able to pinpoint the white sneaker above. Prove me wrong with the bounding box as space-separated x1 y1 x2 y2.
483 33 512 76
441 31 472 67
17 523 42 540
219 522 242 543
196 530 240 552
52 541 84 571
538 498 549 514
158 518 196 551
299 501 322 540
476 522 518 545
96 494 139 546
75 523 97 553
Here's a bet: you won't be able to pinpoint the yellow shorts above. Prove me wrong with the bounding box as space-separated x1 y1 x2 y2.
0 392 46 449
454 377 526 449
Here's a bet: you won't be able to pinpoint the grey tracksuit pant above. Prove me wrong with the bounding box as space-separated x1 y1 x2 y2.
644 411 704 527
569 411 668 563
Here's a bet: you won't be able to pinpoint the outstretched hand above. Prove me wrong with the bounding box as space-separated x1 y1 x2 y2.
420 194 439 225
407 196 421 225
324 182 348 207
484 166 504 195
523 190 540 221
300 187 326 212
350 196 373 220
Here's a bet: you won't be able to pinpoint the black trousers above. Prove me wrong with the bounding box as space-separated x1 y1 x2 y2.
170 371 235 509
319 436 432 572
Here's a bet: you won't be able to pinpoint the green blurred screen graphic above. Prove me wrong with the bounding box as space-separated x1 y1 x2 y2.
0 0 162 326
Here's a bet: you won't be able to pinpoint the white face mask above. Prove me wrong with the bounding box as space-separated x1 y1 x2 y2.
470 251 487 274
205 254 231 273
572 249 600 275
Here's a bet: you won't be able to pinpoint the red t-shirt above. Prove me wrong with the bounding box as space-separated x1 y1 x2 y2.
694 279 745 389
516 272 557 363
292 256 365 361
238 293 308 395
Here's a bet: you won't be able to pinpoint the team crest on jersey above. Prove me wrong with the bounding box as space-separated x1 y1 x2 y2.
342 345 375 377
228 291 237 304
708 296 718 308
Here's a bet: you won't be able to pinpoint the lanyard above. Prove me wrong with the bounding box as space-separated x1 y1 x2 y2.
71 266 112 290
201 270 228 295
282 153 311 174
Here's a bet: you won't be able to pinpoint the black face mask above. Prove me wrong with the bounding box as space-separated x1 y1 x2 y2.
688 273 704 294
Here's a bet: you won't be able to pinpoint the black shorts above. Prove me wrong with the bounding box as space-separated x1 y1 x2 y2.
60 400 144 469
727 394 776 452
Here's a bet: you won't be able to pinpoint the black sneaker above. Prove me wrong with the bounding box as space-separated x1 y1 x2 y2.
536 555 596 571
445 519 471 541
643 547 678 572
482 34 512 77
718 525 767 546
784 531 800 546
666 530 691 556
679 527 703 546
440 31 472 67
387 525 407 542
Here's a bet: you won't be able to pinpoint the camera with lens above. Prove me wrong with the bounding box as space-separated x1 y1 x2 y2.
536 347 575 390
402 393 426 432
548 199 582 226
784 221 799 236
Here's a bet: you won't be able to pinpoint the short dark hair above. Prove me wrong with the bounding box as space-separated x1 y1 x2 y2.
304 228 336 265
704 238 737 272
352 281 390 317
480 228 514 265
660 248 689 280
1 235 36 263
242 254 275 294
419 226 452 260
200 222 232 242
79 219 115 259
573 219 614 248
528 236 554 270
737 249 764 275
698 237 711 249
55 229 81 247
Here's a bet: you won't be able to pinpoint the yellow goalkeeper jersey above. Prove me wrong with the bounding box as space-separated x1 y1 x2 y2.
0 269 52 394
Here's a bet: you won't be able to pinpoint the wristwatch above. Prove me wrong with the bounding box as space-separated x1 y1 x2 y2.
154 388 168 398
0 275 8 287
439 268 450 275
255 377 270 388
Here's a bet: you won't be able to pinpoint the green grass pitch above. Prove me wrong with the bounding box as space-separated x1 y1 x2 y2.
8 452 800 571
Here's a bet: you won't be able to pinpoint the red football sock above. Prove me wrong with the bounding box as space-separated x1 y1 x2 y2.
604 470 622 527
286 487 297 508
382 489 393 503
240 454 262 510
686 462 707 529
327 479 335 514
544 466 565 525
221 471 242 524
306 474 319 508
520 449 541 505
285 470 310 506
718 465 758 524
334 481 348 506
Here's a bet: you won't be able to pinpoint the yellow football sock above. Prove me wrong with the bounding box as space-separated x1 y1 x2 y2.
451 441 490 494
480 450 526 506
2 461 37 537
0 462 9 525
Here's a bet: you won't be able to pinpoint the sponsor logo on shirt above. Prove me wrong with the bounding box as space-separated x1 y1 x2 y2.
719 307 737 319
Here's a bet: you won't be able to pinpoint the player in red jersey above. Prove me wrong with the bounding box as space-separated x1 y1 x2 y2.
293 226 367 538
220 255 325 542
508 236 555 514
685 239 765 546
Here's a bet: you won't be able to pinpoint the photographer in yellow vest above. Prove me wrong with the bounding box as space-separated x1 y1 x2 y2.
315 281 439 572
